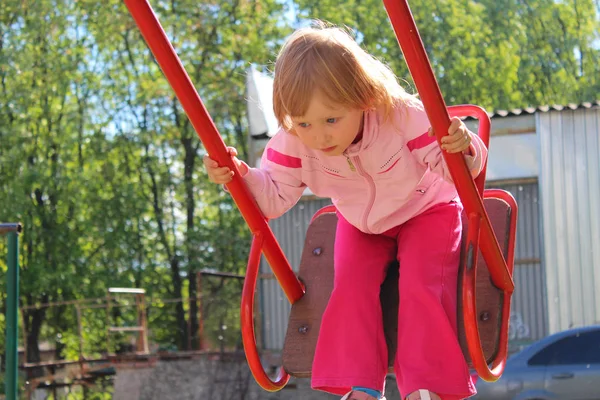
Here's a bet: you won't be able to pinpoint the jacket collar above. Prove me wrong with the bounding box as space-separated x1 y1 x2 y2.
342 108 380 157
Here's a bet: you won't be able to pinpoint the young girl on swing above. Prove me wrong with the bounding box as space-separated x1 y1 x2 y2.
204 23 485 400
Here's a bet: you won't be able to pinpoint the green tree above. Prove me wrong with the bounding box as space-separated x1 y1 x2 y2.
86 0 292 349
0 0 110 366
293 0 599 111
1 0 293 369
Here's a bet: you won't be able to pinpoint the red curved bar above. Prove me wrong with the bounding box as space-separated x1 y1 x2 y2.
461 209 508 381
447 105 491 150
241 235 290 391
122 0 304 304
447 105 491 196
464 189 518 381
310 205 337 223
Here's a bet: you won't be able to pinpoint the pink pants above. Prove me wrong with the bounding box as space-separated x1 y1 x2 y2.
311 201 476 400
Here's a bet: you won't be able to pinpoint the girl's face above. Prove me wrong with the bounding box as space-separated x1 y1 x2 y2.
290 92 364 156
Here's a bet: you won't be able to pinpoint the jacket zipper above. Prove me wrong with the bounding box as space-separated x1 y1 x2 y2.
346 153 375 234
344 154 356 172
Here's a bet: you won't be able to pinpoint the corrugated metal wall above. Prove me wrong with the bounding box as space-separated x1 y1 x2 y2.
492 181 547 343
259 198 331 350
538 107 600 334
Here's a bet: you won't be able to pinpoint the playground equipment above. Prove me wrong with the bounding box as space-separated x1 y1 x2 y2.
123 0 517 393
2 223 22 400
106 288 150 355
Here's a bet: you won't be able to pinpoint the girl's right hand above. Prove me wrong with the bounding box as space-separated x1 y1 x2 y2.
203 146 248 184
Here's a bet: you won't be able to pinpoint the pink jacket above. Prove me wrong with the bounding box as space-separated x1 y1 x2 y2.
241 100 487 234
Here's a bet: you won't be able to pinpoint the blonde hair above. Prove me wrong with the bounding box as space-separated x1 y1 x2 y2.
273 22 414 131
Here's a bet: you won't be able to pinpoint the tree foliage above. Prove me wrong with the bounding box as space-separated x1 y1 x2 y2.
0 0 290 371
294 0 599 110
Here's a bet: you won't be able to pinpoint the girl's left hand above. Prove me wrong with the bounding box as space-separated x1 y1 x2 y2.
428 117 473 154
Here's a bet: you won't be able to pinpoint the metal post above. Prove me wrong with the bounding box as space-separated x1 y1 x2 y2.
76 305 84 359
3 223 22 400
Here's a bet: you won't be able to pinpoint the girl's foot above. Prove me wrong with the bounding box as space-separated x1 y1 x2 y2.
406 389 441 400
341 390 384 400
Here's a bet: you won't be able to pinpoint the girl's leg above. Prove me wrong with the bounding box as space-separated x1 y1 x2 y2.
394 202 476 400
312 213 397 396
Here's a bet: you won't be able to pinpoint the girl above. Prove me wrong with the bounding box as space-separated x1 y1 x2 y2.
204 24 485 400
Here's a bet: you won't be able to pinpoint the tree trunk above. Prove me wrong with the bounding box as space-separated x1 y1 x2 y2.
53 305 68 361
170 256 188 349
182 135 200 349
24 307 46 377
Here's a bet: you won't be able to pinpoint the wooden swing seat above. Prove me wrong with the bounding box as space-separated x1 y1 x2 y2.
282 195 514 377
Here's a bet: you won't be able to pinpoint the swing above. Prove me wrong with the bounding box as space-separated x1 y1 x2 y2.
281 105 517 377
123 0 517 393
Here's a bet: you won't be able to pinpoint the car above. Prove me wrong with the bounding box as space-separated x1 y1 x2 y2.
473 325 600 400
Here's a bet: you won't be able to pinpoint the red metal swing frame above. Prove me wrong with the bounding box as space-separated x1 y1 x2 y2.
123 0 516 391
